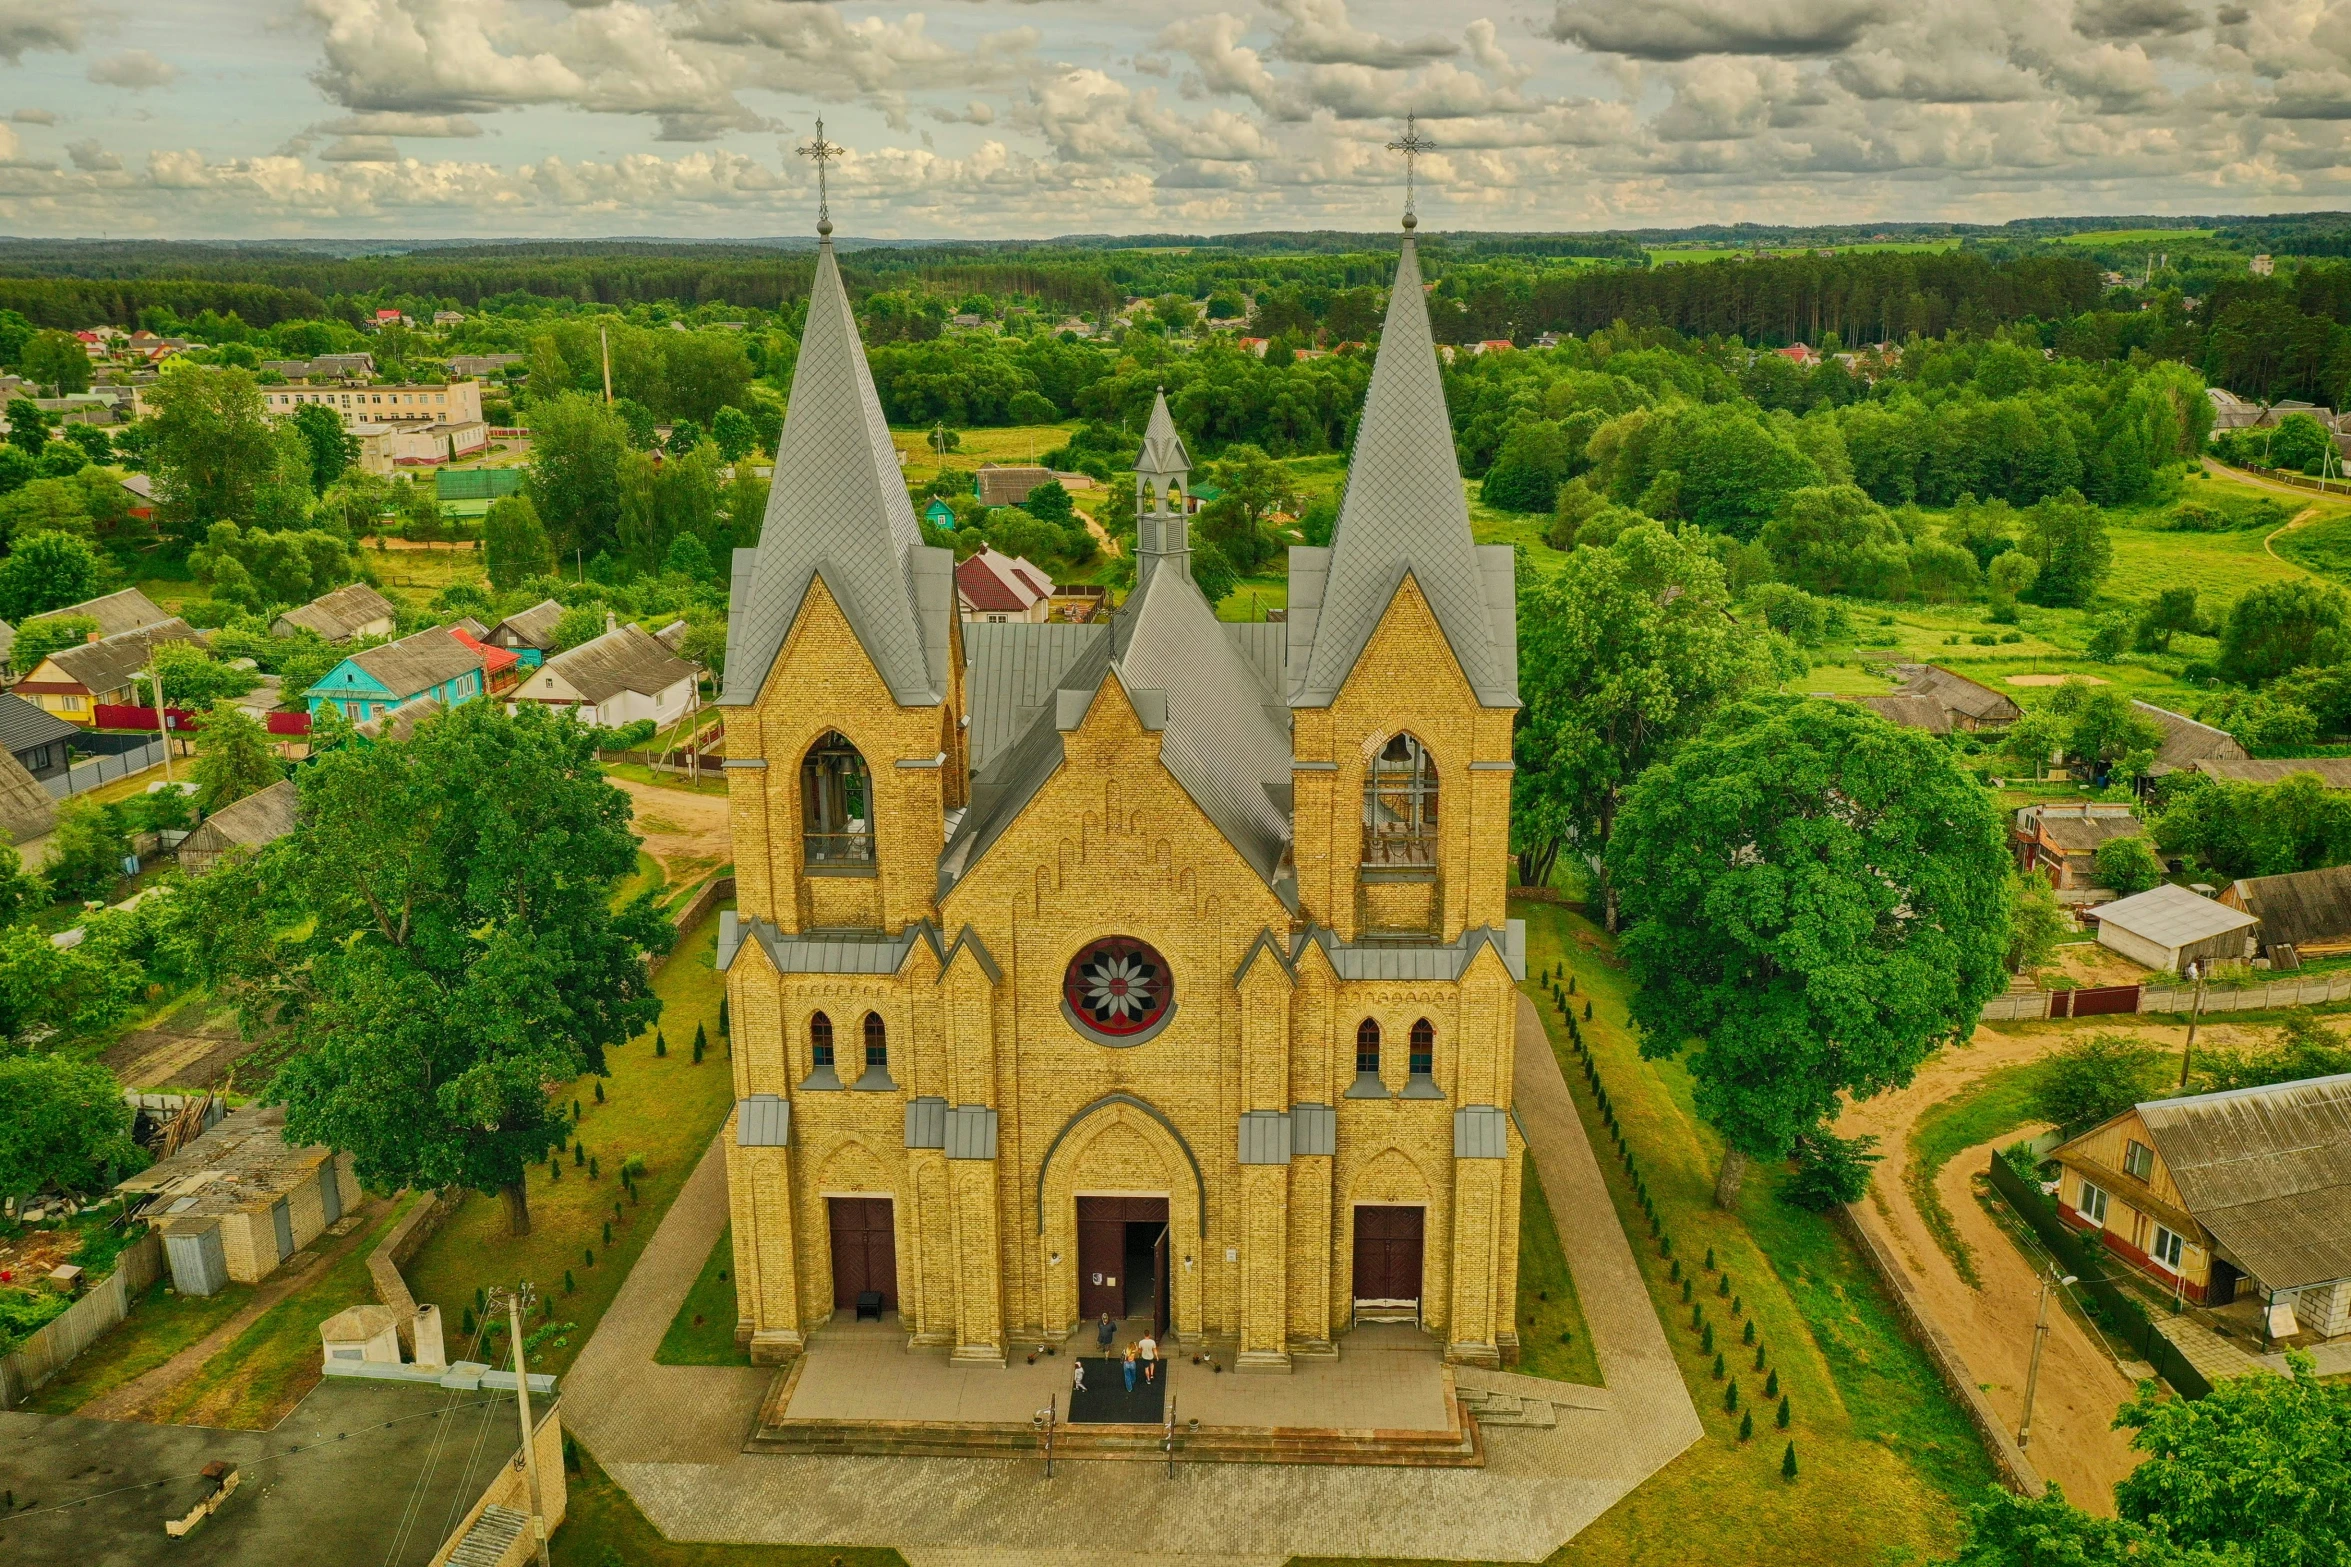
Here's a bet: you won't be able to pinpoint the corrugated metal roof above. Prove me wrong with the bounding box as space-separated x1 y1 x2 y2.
180 778 298 858
29 586 169 639
2188 757 2351 787
354 693 441 741
540 624 695 705
1890 664 2022 724
2037 812 2144 853
1856 694 1954 734
1286 233 1515 711
735 916 942 976
2135 700 2251 772
2223 865 2351 950
0 744 51 844
44 618 198 694
491 599 565 651
2095 881 2259 949
1223 623 1285 696
721 237 945 709
2137 1072 2351 1290
0 691 77 755
274 582 396 642
347 626 482 701
1300 920 1527 982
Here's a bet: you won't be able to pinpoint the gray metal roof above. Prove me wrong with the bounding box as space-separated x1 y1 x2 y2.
1223 622 1285 696
1138 387 1191 477
721 915 944 976
180 777 299 857
347 625 484 701
2134 700 2250 773
720 235 949 710
2222 865 2351 950
1890 663 2022 724
2187 757 2351 787
963 621 1107 773
42 618 198 695
0 690 78 755
1298 920 1526 982
490 599 565 651
29 586 169 640
2095 881 2258 949
273 582 396 643
540 624 696 705
1286 232 1516 711
2136 1072 2351 1291
354 693 442 741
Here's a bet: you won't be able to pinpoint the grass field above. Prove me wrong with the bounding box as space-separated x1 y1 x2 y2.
1513 1158 1604 1386
2057 229 2216 246
554 1446 906 1567
1497 898 1997 1567
16 1273 255 1413
656 1223 750 1367
401 906 733 1381
1645 242 1957 264
1903 1062 2050 1287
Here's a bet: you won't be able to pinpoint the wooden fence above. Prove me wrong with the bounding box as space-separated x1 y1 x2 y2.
1984 969 2351 1021
0 1230 162 1409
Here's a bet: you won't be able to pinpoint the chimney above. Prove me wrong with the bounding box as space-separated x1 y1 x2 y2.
604 609 617 635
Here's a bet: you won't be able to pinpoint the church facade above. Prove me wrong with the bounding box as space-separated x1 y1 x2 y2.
715 208 1527 1374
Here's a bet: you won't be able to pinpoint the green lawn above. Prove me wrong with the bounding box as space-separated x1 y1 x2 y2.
1493 899 1997 1567
554 1445 906 1567
1512 1157 1603 1386
656 1223 750 1367
401 906 734 1380
2057 229 2215 246
1904 1062 2052 1287
1216 576 1289 622
18 1274 258 1414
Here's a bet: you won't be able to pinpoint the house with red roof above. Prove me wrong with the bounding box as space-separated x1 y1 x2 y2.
954 545 1055 623
1775 343 1820 367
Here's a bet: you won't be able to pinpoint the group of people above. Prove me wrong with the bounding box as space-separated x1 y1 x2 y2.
1073 1311 1158 1394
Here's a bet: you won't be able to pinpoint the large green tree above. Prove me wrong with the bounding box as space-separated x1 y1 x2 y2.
180 701 669 1234
20 329 92 395
2217 580 2348 686
142 363 311 541
1608 697 2012 1204
0 532 109 624
1512 521 1774 917
0 1053 145 1201
290 401 358 494
2114 1355 2351 1567
483 493 555 591
190 699 284 814
524 391 627 565
1941 1485 2237 1567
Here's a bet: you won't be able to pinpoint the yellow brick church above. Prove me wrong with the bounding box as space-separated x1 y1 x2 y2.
714 202 1527 1375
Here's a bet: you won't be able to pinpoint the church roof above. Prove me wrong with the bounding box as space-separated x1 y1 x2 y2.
720 235 951 709
1138 388 1191 477
1284 232 1517 710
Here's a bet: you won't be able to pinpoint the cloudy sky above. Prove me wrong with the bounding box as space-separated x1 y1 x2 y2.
1 0 2348 239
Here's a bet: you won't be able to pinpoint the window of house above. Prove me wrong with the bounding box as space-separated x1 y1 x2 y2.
2078 1181 2109 1225
801 731 875 865
1356 1019 1381 1075
2151 1225 2185 1270
1409 1019 1434 1077
864 1012 887 1070
810 1012 833 1068
2123 1139 2155 1181
1362 732 1438 866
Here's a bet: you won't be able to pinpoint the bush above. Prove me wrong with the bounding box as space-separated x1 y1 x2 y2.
2035 1034 2169 1135
2092 834 2166 896
1780 1129 1883 1211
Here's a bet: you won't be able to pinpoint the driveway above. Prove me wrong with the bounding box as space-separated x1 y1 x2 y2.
559 995 1700 1565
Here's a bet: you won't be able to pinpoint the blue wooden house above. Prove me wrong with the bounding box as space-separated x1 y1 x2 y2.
306 627 487 724
923 497 957 532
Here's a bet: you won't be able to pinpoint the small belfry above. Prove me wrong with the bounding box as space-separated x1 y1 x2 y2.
716 119 1526 1381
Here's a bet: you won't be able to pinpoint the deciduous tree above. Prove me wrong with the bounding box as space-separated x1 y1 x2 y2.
2114 1353 2351 1567
190 699 284 813
0 1054 145 1201
1609 697 2012 1205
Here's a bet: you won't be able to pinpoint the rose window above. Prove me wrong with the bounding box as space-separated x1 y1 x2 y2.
1061 936 1176 1046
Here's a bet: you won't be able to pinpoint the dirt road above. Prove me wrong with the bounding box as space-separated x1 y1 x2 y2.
613 773 731 886
1838 1027 2145 1511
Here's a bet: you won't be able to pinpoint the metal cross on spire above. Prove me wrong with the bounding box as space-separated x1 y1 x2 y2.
798 117 843 237
1386 113 1434 231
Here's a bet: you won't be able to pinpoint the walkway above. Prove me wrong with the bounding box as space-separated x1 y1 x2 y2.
562 995 1698 1565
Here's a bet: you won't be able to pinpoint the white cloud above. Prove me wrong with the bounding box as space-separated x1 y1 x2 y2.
88 51 181 90
0 3 76 64
10 108 54 125
1549 0 1886 60
65 138 120 172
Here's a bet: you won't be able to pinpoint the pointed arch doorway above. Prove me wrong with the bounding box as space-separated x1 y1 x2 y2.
1076 1195 1169 1336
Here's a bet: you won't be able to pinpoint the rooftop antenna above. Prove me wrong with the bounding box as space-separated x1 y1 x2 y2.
1386 113 1435 232
799 117 843 239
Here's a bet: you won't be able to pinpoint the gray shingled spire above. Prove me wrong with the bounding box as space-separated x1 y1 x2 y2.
718 234 949 708
1284 231 1516 709
1134 388 1193 591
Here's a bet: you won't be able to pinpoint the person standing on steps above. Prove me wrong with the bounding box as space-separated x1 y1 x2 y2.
1139 1331 1158 1385
1123 1340 1139 1393
1097 1311 1116 1351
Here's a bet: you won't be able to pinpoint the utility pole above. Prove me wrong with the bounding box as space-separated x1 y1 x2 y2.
488 1284 553 1567
2179 960 2207 1088
2015 1263 2077 1451
135 636 174 788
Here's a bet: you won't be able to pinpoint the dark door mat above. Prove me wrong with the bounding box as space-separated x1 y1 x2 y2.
1066 1358 1167 1423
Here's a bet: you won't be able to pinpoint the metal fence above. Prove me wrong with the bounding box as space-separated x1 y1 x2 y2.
1983 1152 2213 1400
0 1230 162 1409
40 738 166 800
1984 969 2351 1021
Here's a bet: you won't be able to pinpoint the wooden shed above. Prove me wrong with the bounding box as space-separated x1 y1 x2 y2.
2221 865 2351 956
176 778 298 876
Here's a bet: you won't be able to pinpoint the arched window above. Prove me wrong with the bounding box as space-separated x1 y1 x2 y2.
1356 1018 1381 1076
1363 733 1438 866
810 1011 834 1069
802 732 874 866
1409 1019 1435 1078
863 1012 888 1071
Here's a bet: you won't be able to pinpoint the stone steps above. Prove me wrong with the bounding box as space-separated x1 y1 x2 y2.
746 1412 1483 1467
1455 1388 1557 1429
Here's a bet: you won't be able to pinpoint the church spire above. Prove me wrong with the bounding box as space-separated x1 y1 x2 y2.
719 145 945 709
1285 128 1514 710
1133 387 1194 590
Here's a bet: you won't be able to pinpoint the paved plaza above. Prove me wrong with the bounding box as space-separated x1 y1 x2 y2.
562 995 1701 1565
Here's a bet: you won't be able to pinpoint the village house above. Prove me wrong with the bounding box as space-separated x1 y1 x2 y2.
954 545 1055 623
15 619 200 723
972 463 1094 508
269 582 399 644
485 599 565 668
2091 881 2259 974
2219 865 2351 961
0 742 55 844
28 587 173 641
2012 801 2146 897
306 626 487 724
118 1104 361 1296
2050 1073 2351 1336
2135 700 2250 775
0 691 78 782
2180 757 2351 787
508 622 697 730
1853 694 1955 734
176 778 300 876
1887 663 2023 729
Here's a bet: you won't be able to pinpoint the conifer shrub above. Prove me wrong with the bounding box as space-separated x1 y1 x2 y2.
1724 1381 1738 1412
584 1248 595 1268
1765 1369 1779 1398
1711 1350 1725 1378
693 1022 708 1062
1776 1394 1791 1429
1742 1319 1755 1345
1701 1322 1715 1353
462 1306 476 1336
1739 1410 1754 1442
594 1080 605 1103
1704 1246 1716 1270
655 1029 668 1057
1781 1442 1797 1480
1754 1343 1766 1371
564 1269 576 1293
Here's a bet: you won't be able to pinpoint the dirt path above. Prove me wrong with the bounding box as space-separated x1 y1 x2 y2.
75 1197 392 1424
2266 505 2323 563
613 774 730 887
1837 1028 2144 1511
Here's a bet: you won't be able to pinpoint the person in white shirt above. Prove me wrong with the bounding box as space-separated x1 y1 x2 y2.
1138 1333 1158 1384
